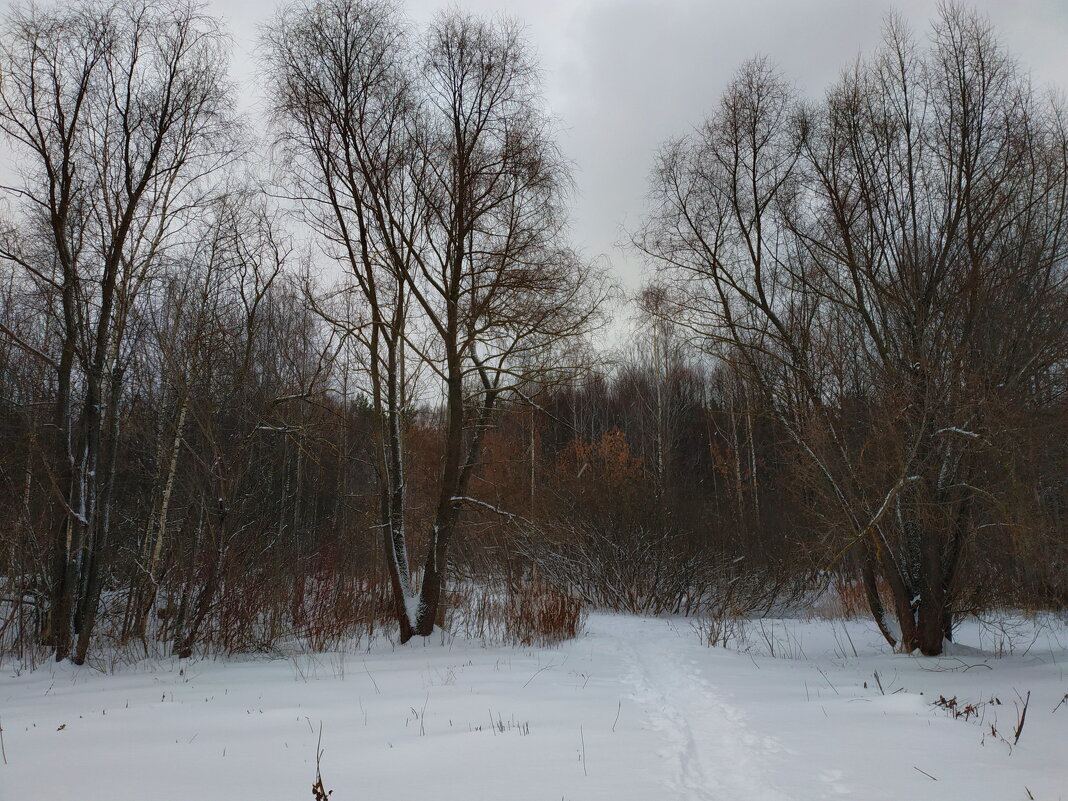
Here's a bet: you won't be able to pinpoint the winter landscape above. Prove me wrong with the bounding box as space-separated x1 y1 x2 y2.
2 0 1068 798
3 613 1068 799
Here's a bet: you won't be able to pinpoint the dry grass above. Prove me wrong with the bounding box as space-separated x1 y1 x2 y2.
445 574 587 647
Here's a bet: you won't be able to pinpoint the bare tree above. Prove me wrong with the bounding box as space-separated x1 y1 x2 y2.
264 0 424 639
265 0 606 641
638 6 1068 654
0 0 235 662
404 10 606 637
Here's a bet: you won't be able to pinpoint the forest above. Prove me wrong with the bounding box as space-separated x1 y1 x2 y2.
1 0 1067 674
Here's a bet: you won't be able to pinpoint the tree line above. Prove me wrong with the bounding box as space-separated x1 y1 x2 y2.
0 0 1065 664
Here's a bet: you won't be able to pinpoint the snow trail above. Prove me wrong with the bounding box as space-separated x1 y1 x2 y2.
597 616 792 801
5 614 1066 800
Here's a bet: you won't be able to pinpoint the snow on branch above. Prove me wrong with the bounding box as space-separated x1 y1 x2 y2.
451 496 516 520
825 475 921 570
934 427 980 439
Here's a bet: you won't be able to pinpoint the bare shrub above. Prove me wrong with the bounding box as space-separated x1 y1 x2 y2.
445 574 586 647
521 520 813 621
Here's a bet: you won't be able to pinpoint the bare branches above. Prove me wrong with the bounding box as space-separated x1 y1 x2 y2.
263 0 606 642
0 0 237 663
638 4 1068 655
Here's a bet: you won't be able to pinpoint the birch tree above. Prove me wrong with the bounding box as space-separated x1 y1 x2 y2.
0 0 235 662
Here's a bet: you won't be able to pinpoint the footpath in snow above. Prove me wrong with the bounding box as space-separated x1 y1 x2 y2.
1 613 1066 800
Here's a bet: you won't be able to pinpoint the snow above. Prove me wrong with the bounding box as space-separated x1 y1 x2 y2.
935 428 981 439
2 614 1066 800
402 593 422 627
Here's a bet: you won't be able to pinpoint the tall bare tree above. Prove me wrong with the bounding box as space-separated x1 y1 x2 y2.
265 0 605 641
0 0 235 662
265 0 424 639
638 6 1068 654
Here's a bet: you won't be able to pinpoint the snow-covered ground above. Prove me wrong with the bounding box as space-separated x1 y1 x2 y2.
2 613 1066 800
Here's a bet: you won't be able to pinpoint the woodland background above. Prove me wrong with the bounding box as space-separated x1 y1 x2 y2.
1 0 1066 666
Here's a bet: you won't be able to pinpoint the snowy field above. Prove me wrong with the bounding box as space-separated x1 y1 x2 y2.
2 613 1066 801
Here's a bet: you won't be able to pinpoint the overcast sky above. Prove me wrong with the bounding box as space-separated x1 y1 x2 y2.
237 0 1068 287
35 0 1068 289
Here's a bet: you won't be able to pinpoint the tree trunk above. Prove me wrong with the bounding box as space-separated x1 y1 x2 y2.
73 365 124 664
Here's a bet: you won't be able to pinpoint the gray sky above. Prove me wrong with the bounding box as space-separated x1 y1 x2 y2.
53 0 1068 289
216 0 1068 289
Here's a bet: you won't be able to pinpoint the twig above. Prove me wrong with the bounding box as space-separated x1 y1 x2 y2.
913 766 937 781
362 661 380 695
580 725 587 776
311 722 332 800
872 670 884 695
1013 690 1030 744
1 715 7 765
815 665 839 695
522 663 554 689
611 700 622 733
842 624 858 658
919 657 992 673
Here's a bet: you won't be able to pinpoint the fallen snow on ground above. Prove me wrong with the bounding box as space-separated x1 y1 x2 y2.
2 614 1066 800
